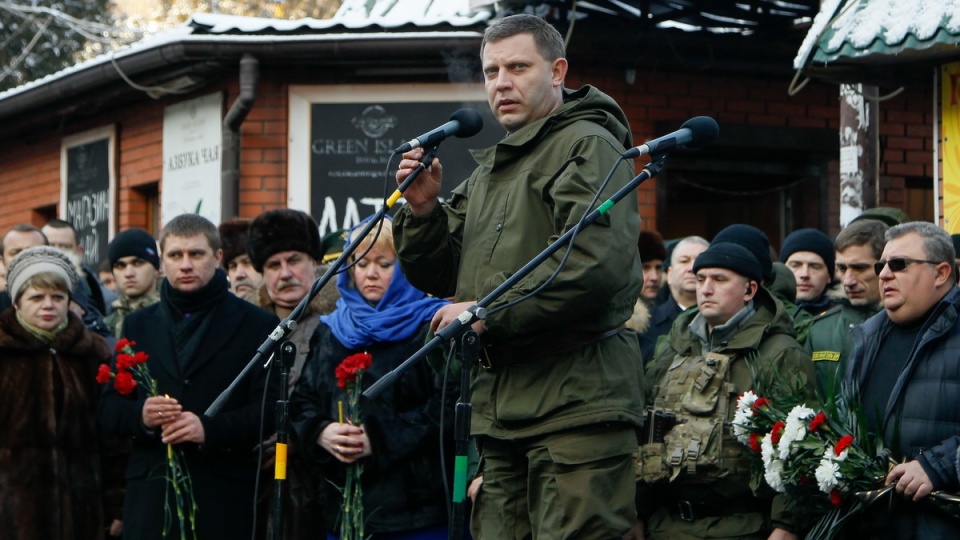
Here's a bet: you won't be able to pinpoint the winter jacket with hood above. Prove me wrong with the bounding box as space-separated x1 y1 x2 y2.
395 85 644 439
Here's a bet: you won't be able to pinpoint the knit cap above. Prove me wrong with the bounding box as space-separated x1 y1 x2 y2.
780 228 835 277
713 224 773 283
692 242 763 283
6 246 79 301
108 228 160 269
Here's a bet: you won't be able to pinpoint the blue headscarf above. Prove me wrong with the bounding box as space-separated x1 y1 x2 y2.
321 216 449 349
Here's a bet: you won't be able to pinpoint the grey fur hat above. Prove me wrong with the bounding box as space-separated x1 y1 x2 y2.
6 246 79 301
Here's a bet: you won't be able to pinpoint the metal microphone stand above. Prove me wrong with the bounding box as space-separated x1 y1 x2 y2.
271 340 296 540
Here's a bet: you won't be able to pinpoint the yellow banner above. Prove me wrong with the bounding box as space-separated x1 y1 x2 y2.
942 62 960 233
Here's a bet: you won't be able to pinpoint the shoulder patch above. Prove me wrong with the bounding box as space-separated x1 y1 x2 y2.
811 351 841 362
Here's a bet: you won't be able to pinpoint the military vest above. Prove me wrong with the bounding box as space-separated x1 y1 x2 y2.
638 350 753 484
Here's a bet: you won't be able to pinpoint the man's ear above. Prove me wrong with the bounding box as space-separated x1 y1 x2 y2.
935 261 953 288
552 57 568 87
745 280 758 300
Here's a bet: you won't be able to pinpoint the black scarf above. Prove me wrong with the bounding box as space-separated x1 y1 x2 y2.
159 268 229 370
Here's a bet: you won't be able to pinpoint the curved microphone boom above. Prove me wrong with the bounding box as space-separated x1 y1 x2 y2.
393 108 484 154
623 116 719 159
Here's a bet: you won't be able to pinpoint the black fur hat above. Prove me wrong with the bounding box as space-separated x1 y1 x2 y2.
218 218 252 267
247 209 322 273
638 230 667 262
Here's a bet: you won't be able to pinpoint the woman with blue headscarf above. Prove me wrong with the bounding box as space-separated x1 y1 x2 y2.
291 216 452 540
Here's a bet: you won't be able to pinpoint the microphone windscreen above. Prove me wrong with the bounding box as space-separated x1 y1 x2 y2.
680 116 719 150
450 109 484 138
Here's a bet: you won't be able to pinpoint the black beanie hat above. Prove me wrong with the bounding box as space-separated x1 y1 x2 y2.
248 209 322 273
218 218 252 267
692 242 763 283
108 228 159 269
780 228 835 277
638 230 667 262
713 224 773 283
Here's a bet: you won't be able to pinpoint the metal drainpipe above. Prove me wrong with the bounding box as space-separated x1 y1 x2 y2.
221 53 259 220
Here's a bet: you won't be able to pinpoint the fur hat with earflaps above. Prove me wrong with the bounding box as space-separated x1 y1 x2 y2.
247 209 322 273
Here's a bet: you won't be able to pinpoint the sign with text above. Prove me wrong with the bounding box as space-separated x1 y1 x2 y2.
61 126 116 267
162 92 223 225
309 101 502 236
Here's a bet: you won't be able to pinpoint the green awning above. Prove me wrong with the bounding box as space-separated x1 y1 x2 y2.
796 0 960 71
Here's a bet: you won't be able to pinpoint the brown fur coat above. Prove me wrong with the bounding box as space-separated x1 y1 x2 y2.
0 308 111 540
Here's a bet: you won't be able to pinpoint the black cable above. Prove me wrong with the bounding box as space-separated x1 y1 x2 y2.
250 351 275 540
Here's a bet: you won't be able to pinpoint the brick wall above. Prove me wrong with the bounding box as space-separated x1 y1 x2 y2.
0 64 937 249
566 65 936 235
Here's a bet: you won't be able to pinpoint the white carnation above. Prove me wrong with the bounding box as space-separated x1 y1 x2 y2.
732 407 754 443
778 405 815 460
764 458 786 492
761 433 776 467
815 455 842 493
737 391 758 412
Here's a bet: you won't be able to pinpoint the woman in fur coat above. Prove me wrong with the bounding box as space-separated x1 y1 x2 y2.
0 247 112 540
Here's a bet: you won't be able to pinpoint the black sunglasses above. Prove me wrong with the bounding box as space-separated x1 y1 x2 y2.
873 257 942 276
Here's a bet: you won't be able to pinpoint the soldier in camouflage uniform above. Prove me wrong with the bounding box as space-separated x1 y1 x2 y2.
628 242 815 540
712 224 814 345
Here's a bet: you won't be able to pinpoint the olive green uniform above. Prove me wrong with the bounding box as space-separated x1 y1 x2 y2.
638 286 815 538
804 298 880 397
395 85 643 539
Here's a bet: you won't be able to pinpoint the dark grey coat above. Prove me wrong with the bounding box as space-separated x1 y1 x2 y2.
846 286 960 538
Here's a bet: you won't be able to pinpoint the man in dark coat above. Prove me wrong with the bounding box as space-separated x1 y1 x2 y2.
99 214 280 540
846 221 960 538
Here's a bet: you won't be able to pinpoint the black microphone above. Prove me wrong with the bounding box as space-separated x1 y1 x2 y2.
623 116 719 159
393 109 484 154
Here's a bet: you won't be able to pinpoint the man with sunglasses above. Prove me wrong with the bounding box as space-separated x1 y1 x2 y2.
845 221 960 538
805 219 887 396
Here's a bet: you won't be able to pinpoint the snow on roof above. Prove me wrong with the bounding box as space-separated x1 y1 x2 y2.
794 0 960 69
0 4 492 103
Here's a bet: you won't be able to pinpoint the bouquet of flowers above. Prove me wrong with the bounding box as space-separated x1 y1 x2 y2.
97 338 198 540
335 351 373 540
732 388 886 538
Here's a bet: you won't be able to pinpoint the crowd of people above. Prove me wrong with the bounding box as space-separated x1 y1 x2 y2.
1 12 958 540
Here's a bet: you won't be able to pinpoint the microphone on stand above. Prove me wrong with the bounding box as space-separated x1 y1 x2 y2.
393 109 484 154
624 116 719 158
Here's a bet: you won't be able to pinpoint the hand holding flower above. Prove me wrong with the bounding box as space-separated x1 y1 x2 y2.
161 411 206 445
320 422 370 463
887 460 934 501
142 395 182 429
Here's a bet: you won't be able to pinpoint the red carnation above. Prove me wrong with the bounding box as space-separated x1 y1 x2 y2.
336 352 373 390
115 338 135 353
771 421 785 444
753 397 771 411
749 432 762 453
113 370 137 395
116 353 135 371
131 351 149 366
834 434 854 455
830 488 843 507
96 364 113 384
809 412 827 433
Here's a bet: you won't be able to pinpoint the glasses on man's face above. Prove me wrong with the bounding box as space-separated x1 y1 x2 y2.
873 257 942 276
